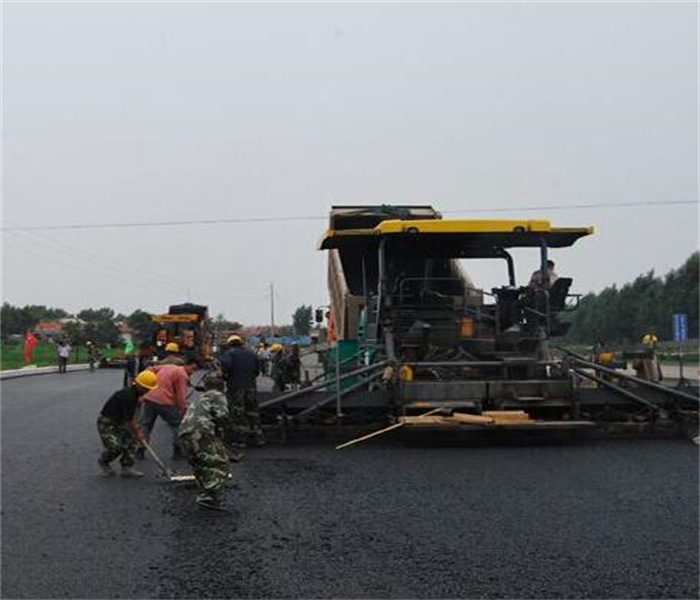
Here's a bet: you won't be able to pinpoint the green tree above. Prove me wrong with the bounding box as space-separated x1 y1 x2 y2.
564 252 699 345
292 305 313 336
125 309 157 343
77 308 119 346
63 321 87 346
0 303 69 341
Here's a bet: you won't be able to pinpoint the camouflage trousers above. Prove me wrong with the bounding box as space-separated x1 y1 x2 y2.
225 387 265 446
97 415 137 467
179 434 229 503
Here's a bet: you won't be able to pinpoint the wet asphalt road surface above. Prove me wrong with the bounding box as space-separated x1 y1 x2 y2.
2 370 698 599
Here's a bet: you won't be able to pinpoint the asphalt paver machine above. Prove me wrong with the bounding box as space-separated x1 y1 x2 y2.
260 205 698 440
151 303 213 365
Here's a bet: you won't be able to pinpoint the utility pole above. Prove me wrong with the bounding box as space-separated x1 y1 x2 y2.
270 282 275 337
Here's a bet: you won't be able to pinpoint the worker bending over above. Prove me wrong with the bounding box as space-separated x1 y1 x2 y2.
219 335 266 448
137 357 198 460
97 371 157 478
179 376 230 510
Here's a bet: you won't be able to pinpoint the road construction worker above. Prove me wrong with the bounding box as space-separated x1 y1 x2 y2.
159 342 185 366
269 343 286 392
86 341 100 372
97 370 157 477
637 331 662 381
179 375 230 510
219 335 265 448
137 357 198 460
529 259 558 289
57 339 71 374
256 343 271 376
124 352 138 387
285 344 302 390
137 343 155 372
641 332 659 349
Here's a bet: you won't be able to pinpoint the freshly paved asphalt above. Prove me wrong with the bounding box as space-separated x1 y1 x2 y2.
1 370 698 599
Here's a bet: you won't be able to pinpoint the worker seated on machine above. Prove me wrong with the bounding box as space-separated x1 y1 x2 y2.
528 260 558 289
521 260 569 321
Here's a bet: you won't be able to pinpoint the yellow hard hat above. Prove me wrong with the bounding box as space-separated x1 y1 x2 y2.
134 370 158 390
227 335 243 345
270 343 283 353
165 342 180 353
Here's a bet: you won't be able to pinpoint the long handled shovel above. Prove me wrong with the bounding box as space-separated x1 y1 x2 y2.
140 438 175 479
140 439 232 483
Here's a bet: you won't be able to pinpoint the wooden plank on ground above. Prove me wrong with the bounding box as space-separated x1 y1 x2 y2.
483 410 531 422
451 413 494 425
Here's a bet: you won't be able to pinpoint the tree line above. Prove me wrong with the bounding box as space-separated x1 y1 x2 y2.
563 252 698 345
0 303 311 346
0 304 153 346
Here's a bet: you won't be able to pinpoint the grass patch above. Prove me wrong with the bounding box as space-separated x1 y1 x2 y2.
1 342 121 371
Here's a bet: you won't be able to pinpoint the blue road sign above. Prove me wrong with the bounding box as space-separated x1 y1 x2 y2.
672 313 688 342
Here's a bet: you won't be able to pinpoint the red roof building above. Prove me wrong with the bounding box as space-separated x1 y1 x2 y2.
34 321 64 340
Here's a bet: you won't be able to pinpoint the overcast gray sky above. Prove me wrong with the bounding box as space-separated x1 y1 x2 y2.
2 1 698 325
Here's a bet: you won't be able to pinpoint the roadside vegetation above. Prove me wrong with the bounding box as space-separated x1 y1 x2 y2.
1 341 122 371
563 252 698 345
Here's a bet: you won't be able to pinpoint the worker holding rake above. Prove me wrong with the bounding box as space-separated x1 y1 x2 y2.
178 376 230 510
97 371 158 478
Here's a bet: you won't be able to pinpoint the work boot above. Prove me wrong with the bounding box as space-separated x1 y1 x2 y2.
196 496 226 511
227 449 245 463
98 458 115 477
120 466 145 478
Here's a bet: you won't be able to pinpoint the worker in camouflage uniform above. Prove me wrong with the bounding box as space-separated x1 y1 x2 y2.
219 335 265 448
269 343 286 392
86 341 101 372
97 370 158 478
178 376 230 510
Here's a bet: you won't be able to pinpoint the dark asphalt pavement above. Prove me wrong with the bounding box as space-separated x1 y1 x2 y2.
2 370 698 599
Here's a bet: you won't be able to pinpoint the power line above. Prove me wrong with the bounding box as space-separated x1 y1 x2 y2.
3 229 275 302
442 199 698 214
1 200 696 232
2 237 176 298
4 229 185 293
1 214 325 231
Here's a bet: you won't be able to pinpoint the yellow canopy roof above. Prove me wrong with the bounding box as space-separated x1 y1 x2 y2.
319 219 594 253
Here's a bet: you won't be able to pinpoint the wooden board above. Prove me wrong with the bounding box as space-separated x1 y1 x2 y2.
482 410 532 423
451 413 494 425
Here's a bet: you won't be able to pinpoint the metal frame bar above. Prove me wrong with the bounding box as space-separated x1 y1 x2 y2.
259 360 389 409
293 370 385 421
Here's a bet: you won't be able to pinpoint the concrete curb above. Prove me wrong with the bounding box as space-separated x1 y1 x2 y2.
1 364 92 380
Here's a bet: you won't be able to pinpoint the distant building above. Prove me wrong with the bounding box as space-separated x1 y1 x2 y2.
34 321 64 342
